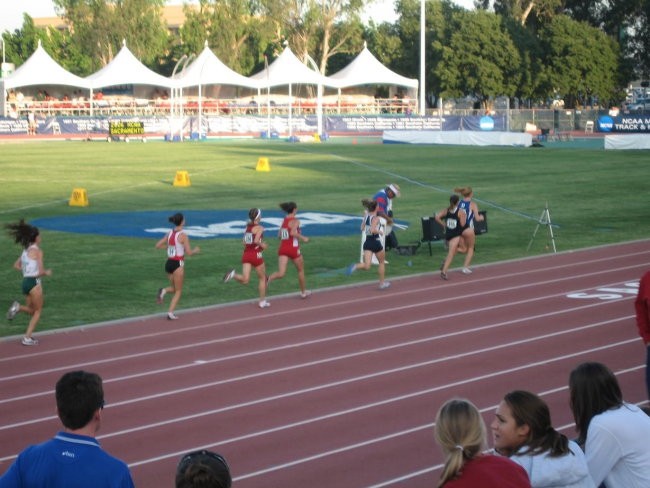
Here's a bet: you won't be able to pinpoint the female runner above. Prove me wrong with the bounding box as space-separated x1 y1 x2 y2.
223 208 270 308
266 202 311 298
6 219 52 346
455 186 484 274
346 199 390 289
435 194 467 280
155 212 200 320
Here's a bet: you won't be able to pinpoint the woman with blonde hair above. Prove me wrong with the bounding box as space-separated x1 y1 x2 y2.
454 186 484 274
434 398 530 488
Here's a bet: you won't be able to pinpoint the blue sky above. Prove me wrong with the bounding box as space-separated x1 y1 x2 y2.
1 0 475 34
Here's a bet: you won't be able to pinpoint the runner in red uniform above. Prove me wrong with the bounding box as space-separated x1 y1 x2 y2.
223 208 270 308
267 202 311 298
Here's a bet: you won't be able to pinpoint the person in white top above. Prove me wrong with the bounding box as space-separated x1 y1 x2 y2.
491 390 595 488
569 362 650 488
155 213 200 320
6 219 53 346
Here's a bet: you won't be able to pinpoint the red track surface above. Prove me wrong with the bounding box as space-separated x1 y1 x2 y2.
1 240 649 487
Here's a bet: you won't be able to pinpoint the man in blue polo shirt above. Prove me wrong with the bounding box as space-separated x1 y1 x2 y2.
0 370 134 488
373 183 400 249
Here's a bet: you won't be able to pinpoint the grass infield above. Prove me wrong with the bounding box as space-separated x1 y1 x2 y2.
0 137 648 337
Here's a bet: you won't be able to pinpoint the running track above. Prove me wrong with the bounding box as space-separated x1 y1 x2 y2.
1 240 649 487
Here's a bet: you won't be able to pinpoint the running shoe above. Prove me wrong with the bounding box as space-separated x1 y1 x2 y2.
258 300 271 309
7 301 20 320
167 312 179 320
156 288 166 304
300 290 312 299
461 267 473 275
21 336 38 346
440 272 448 281
346 263 357 276
223 269 235 283
379 282 391 290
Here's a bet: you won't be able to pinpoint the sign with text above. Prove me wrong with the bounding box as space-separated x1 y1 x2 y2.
109 121 145 136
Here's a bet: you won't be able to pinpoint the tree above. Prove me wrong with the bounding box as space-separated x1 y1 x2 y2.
53 0 169 70
179 0 267 76
538 15 622 107
476 0 562 26
564 0 649 80
260 0 366 74
439 9 521 107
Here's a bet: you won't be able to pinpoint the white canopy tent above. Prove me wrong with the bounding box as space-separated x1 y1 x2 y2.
250 47 337 137
176 42 261 90
328 44 419 112
175 42 261 136
85 41 174 115
0 40 89 117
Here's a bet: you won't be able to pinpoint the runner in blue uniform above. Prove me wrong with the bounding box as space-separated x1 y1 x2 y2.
455 186 484 275
347 199 390 289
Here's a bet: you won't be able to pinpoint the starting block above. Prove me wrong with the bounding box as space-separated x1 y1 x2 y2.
173 170 191 187
69 188 89 207
256 157 270 172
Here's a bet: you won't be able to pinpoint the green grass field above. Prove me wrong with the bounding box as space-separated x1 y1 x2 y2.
0 137 648 337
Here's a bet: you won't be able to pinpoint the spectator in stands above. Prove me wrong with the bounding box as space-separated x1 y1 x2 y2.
434 397 531 488
569 361 650 488
491 390 594 488
176 450 232 488
634 270 650 400
0 371 134 488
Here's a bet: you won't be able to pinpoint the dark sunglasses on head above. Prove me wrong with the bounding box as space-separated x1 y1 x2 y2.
176 450 231 487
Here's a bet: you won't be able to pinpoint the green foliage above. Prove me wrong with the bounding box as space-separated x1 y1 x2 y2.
440 9 521 104
0 139 648 339
52 0 168 70
538 16 622 107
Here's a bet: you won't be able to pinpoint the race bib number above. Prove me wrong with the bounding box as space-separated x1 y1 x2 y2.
167 246 177 258
446 219 457 230
280 228 290 240
243 232 254 244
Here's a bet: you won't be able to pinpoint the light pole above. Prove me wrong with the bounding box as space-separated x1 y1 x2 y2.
304 54 323 138
171 55 187 140
419 0 426 116
264 55 271 138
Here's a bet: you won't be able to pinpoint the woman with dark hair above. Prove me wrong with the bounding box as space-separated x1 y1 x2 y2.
434 194 467 280
155 213 200 320
6 219 52 346
266 202 311 298
346 199 390 290
223 208 270 308
176 450 231 488
569 362 650 488
434 398 530 488
491 390 594 487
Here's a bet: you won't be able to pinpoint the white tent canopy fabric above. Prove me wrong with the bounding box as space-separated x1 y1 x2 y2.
176 43 261 89
249 47 337 88
2 40 90 90
85 41 173 89
328 45 418 90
